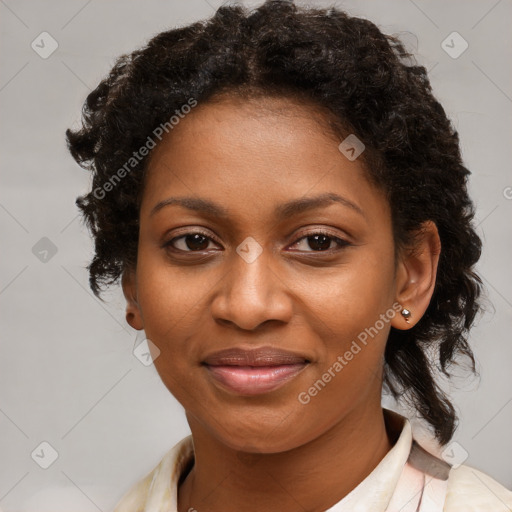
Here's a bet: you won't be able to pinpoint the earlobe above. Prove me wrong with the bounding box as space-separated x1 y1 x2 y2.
391 221 441 331
121 269 144 330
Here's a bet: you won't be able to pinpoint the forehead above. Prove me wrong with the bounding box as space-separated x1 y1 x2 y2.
141 95 389 225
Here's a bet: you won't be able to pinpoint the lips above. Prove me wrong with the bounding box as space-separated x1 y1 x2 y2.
203 346 309 366
202 346 310 396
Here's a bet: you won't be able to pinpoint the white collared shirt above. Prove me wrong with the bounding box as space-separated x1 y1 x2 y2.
112 411 512 511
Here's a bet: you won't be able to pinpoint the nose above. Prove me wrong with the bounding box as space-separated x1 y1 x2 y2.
210 243 294 331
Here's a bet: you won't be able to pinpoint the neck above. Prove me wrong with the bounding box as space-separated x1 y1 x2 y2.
178 403 398 512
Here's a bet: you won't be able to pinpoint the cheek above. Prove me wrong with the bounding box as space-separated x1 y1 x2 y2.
291 250 396 346
293 268 395 425
291 249 396 411
135 243 209 329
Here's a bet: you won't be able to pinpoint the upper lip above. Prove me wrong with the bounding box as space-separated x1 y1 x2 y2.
202 346 310 366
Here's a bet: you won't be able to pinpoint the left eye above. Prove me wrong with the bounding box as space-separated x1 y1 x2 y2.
289 232 349 252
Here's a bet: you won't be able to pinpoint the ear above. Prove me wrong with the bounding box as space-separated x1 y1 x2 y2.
391 221 441 330
121 269 144 330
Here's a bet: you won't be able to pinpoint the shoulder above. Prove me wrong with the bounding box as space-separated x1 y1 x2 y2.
407 436 512 511
112 435 194 512
112 470 154 512
444 463 512 511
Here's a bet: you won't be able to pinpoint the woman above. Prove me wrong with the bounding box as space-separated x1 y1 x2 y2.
66 1 512 510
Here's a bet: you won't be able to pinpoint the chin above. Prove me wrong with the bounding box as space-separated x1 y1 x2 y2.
206 412 311 454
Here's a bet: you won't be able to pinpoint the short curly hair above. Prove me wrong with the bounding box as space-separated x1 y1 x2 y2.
66 0 482 445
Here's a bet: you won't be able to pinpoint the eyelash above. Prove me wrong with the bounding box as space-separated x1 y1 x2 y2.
163 229 351 254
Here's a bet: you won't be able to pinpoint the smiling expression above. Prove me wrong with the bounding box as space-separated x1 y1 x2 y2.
123 94 404 453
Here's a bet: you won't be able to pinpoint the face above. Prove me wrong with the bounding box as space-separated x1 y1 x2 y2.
124 95 404 453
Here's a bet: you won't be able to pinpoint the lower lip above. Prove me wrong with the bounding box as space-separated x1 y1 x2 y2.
204 363 308 395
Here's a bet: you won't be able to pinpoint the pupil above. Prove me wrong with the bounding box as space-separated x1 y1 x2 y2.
309 234 330 251
186 234 209 251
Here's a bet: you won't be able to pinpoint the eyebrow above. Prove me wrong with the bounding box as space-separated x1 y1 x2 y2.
149 192 365 220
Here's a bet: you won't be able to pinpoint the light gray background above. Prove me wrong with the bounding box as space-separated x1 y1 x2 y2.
1 0 511 510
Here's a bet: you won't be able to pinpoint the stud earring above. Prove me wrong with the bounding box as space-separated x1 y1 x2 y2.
401 308 411 322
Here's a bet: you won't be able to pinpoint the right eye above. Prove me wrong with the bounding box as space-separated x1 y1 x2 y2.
163 231 221 253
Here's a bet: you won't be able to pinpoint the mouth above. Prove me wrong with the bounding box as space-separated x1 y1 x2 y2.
202 346 311 396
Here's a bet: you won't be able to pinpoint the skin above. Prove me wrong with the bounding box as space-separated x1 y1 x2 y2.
122 94 441 512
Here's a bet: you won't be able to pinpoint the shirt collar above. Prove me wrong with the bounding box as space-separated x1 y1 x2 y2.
325 409 412 511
